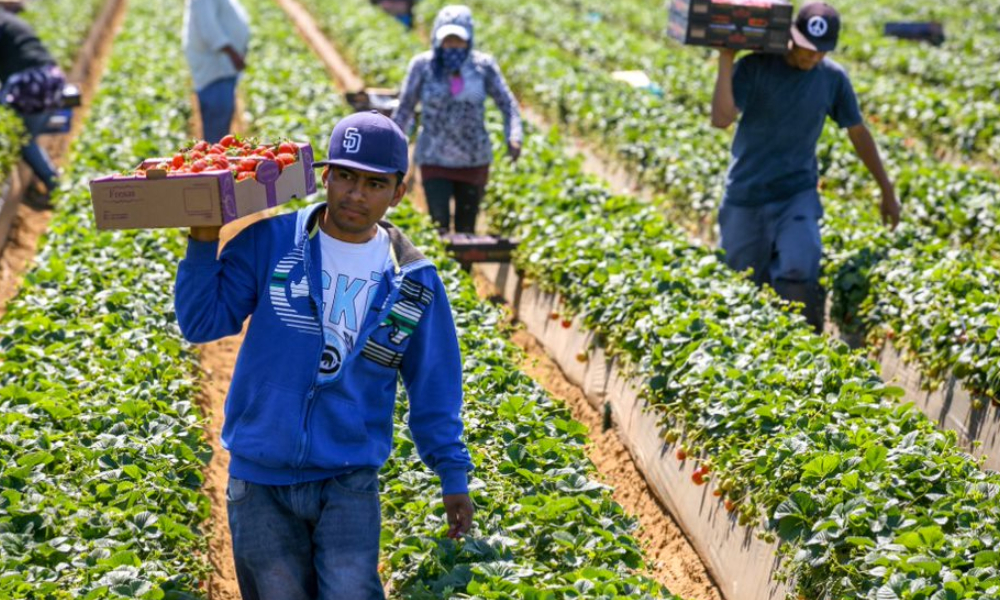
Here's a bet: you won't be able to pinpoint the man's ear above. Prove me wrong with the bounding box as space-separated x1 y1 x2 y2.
390 181 408 207
321 166 330 186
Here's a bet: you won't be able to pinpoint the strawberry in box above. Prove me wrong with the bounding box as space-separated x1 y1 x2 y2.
89 135 317 230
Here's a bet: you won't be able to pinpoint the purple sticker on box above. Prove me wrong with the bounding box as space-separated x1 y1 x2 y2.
300 143 317 194
218 172 237 220
255 160 281 208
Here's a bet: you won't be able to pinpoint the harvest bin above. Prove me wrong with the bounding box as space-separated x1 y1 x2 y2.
89 142 316 230
669 0 792 53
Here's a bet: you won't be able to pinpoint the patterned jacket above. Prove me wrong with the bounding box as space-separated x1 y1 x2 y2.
392 6 522 168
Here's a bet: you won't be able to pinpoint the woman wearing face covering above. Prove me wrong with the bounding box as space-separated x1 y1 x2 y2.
392 4 522 234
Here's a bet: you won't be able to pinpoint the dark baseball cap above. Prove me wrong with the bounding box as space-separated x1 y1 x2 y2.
313 110 409 174
791 2 841 52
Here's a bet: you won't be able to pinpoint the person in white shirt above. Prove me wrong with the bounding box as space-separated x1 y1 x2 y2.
182 0 249 143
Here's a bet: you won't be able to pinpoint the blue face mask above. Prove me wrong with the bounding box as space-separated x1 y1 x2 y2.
440 48 469 74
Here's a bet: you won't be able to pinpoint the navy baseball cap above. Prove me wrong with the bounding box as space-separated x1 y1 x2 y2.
791 2 841 52
313 110 409 174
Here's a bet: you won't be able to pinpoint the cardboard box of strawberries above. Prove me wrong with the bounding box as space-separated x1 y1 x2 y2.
89 135 317 230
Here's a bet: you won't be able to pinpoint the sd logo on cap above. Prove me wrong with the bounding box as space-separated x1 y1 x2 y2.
314 110 409 175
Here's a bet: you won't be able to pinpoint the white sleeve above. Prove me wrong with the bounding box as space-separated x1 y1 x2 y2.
189 0 230 52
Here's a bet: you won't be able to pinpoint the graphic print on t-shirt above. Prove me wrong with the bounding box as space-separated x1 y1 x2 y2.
317 226 391 383
318 269 383 378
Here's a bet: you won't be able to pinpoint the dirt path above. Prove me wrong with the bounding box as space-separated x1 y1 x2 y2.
464 270 723 600
273 0 363 91
0 0 127 317
512 330 721 599
196 327 243 600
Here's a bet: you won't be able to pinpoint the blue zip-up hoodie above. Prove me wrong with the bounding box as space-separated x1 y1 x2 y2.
174 203 472 495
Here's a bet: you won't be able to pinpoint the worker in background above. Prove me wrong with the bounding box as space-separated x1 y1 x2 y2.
393 4 522 234
0 9 65 207
710 2 900 332
183 0 249 144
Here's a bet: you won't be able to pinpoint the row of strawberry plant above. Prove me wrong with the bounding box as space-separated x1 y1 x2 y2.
0 109 27 189
382 203 685 598
20 0 111 71
240 1 687 595
0 0 212 597
781 0 999 105
849 242 999 398
486 125 1000 600
0 0 110 193
309 2 1000 595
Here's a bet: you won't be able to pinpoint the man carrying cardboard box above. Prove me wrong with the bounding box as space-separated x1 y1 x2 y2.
710 1 900 332
175 111 474 600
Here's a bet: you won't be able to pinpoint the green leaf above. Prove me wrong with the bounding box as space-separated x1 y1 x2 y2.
906 555 943 575
973 550 999 568
18 451 55 469
802 454 842 482
861 446 889 473
846 536 875 548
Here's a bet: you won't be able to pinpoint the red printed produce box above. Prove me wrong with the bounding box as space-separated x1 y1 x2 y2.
669 0 792 53
671 0 793 28
89 136 317 230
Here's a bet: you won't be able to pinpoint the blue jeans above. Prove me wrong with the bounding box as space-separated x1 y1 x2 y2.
718 188 826 331
717 188 824 287
227 470 385 600
20 111 59 192
196 76 237 144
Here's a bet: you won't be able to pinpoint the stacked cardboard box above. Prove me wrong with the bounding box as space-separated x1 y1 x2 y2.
669 0 793 54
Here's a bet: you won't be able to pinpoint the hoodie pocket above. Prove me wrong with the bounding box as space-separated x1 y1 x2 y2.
313 388 369 448
228 383 304 469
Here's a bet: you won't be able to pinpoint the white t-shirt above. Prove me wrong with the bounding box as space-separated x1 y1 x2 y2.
317 225 392 382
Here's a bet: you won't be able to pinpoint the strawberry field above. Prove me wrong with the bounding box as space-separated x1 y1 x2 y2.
1 0 998 599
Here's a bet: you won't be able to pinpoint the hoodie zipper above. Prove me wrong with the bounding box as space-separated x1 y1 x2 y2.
295 226 326 469
293 225 408 469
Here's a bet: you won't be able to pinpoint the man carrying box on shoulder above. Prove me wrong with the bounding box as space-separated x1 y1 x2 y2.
710 2 901 332
174 111 474 600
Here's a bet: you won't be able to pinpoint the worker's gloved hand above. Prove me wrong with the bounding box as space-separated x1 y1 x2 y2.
507 141 521 162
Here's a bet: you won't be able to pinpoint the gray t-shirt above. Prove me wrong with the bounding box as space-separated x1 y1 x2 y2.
724 54 862 207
